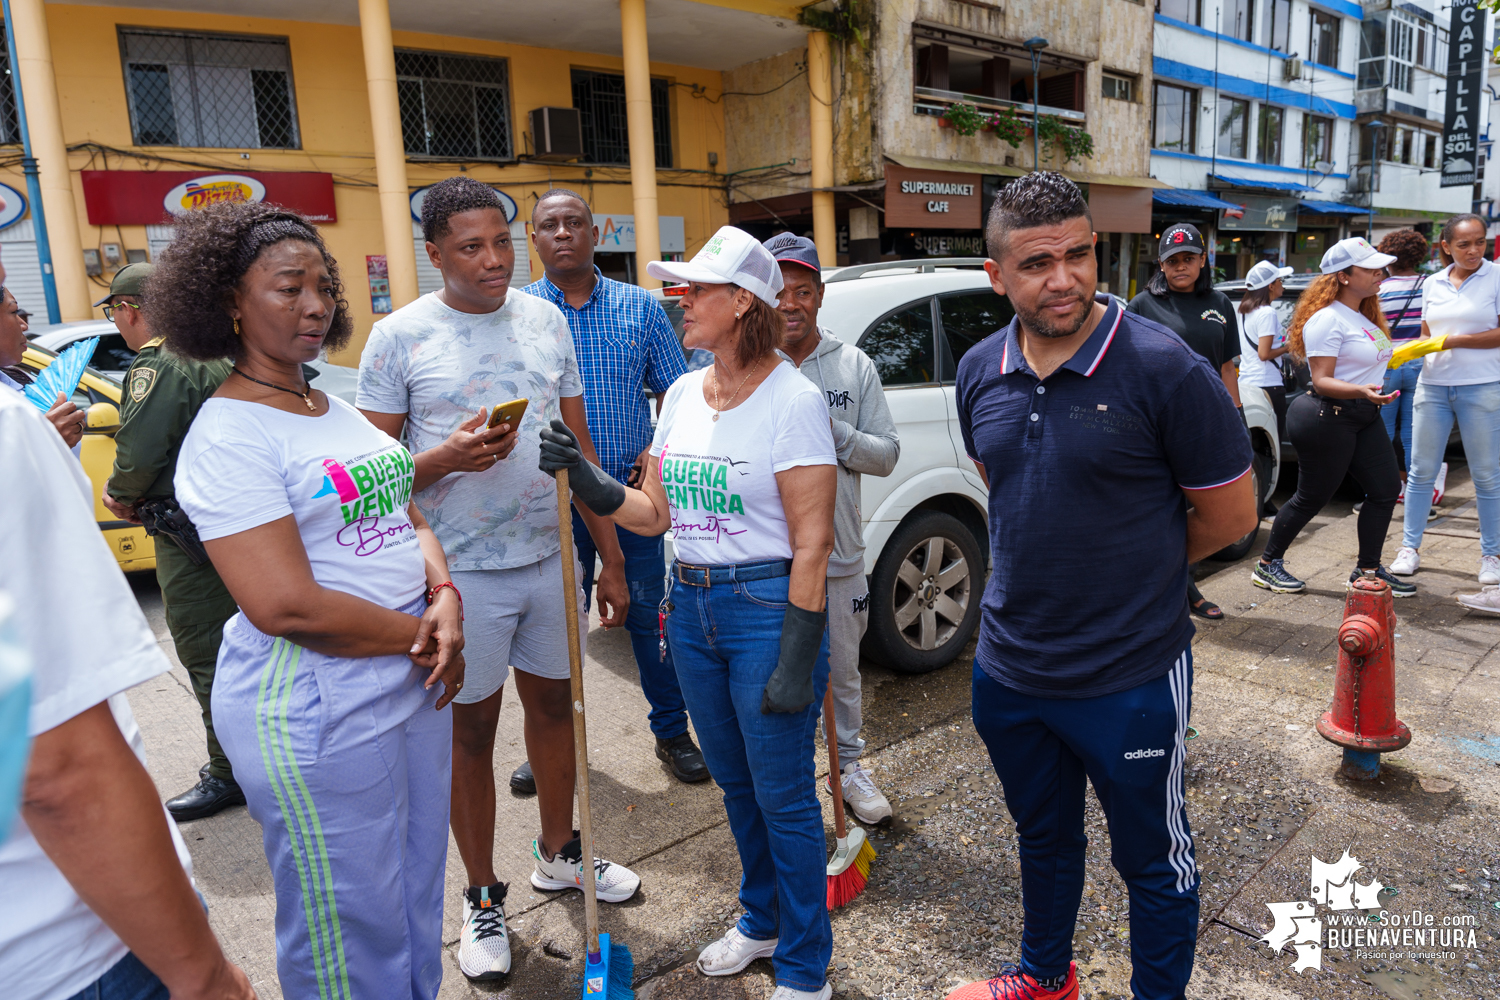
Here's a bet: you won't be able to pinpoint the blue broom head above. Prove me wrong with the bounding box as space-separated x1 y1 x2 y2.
581 932 634 999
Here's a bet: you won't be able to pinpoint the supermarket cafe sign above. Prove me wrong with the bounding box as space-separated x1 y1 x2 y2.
82 170 337 225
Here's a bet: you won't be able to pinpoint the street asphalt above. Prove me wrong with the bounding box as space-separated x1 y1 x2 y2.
122 461 1498 1000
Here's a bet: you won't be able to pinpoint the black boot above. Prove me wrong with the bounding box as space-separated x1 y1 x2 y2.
166 770 245 822
509 760 536 795
655 734 710 784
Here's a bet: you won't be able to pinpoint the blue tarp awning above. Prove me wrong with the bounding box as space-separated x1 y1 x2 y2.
1299 199 1372 215
1209 173 1314 192
1152 187 1244 211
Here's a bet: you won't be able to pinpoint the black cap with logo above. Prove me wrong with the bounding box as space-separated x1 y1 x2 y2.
1157 223 1206 261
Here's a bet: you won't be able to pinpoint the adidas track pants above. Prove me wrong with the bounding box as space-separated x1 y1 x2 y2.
212 600 452 1000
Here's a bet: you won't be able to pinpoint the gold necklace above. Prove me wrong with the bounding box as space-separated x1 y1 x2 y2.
711 359 759 421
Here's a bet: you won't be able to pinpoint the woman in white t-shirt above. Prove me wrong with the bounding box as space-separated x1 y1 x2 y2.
156 203 465 1000
1252 238 1414 598
539 227 838 1000
1391 214 1500 592
1237 260 1293 444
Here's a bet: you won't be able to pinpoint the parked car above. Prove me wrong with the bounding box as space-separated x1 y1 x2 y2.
18 344 156 573
654 259 1281 671
27 320 360 403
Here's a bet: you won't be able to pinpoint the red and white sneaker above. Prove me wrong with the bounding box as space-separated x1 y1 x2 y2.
1433 461 1450 505
945 961 1078 1000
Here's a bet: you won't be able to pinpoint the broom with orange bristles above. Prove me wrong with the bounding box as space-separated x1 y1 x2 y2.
824 688 877 909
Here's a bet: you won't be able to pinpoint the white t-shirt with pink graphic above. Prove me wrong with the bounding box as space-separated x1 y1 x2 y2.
176 394 426 610
650 361 836 567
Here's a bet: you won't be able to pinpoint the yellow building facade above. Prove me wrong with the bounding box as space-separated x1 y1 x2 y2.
0 2 794 362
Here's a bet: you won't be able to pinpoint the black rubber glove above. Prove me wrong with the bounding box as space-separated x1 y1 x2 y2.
761 602 826 714
538 418 626 516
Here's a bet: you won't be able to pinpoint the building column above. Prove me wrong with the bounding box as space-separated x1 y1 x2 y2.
808 30 835 267
621 0 661 286
8 0 90 320
358 0 418 309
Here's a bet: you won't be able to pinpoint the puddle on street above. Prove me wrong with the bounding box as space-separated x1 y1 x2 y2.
1363 964 1447 1000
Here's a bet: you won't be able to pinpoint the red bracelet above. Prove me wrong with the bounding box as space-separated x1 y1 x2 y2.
427 581 463 619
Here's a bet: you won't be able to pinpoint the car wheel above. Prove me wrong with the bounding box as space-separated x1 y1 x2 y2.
1209 452 1269 562
863 511 984 674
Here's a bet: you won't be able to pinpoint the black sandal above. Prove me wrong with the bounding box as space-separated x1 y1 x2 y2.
1188 583 1224 620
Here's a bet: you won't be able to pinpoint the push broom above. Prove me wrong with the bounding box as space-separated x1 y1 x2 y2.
824 688 877 908
556 469 634 999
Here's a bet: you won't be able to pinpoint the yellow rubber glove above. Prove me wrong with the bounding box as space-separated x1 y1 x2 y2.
1389 334 1448 368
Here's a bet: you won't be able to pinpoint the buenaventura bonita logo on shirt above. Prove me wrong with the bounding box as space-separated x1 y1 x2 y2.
660 449 748 544
311 443 417 555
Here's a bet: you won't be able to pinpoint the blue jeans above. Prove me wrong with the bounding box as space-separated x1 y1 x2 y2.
1403 380 1500 555
1381 358 1422 470
574 510 688 739
667 572 831 991
67 953 169 1000
972 653 1198 1000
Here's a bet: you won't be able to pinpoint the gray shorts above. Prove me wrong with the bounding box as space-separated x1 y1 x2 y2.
450 550 587 704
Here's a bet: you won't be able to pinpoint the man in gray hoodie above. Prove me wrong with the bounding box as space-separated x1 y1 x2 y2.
765 233 901 824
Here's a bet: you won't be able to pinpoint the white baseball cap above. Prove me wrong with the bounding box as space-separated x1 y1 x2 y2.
646 226 784 307
1319 237 1397 274
1245 260 1294 290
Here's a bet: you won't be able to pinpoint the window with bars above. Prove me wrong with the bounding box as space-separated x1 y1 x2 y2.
395 49 513 161
119 29 298 149
571 69 671 167
0 25 19 144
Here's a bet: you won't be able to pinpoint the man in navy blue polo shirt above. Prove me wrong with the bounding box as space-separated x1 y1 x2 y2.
946 173 1256 1000
523 189 707 786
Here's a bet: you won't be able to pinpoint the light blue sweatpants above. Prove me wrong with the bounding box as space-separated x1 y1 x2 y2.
212 598 452 1000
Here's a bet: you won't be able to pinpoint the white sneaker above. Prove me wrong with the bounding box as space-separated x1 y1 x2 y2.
1457 586 1500 615
1480 555 1500 586
695 925 778 976
530 833 640 903
457 883 510 980
1433 462 1450 505
1390 546 1420 576
770 985 832 1000
828 762 893 825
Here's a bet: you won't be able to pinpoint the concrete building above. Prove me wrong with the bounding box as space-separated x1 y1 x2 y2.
0 0 823 360
718 0 1161 297
1149 0 1371 281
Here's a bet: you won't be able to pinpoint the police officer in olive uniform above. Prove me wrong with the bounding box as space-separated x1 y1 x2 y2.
100 263 244 820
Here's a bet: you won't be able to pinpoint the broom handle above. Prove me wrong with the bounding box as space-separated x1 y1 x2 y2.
823 687 848 841
556 469 601 958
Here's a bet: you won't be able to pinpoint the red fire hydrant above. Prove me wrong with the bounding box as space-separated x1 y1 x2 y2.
1316 573 1411 780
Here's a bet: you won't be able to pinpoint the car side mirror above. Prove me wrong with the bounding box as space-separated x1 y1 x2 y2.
85 401 121 435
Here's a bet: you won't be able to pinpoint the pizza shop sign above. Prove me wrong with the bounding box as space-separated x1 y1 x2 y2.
81 170 338 225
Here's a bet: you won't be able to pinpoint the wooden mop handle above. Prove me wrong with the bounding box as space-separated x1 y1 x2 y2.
556 469 601 956
824 687 848 841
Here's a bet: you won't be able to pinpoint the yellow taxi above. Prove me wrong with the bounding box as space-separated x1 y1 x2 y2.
20 344 156 573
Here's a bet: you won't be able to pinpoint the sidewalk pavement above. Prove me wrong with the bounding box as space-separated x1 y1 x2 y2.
123 465 1498 1000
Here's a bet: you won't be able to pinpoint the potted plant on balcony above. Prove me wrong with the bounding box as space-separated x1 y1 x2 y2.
938 102 987 136
986 106 1028 148
1035 115 1095 164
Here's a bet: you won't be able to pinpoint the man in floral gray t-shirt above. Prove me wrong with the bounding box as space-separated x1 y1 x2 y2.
357 177 638 982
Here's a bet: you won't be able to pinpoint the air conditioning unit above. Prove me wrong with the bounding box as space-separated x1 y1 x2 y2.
1283 57 1303 82
529 107 584 161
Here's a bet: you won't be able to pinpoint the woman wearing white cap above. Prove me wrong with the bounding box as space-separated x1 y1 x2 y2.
1389 214 1500 602
536 226 839 1000
1237 259 1294 446
1251 237 1415 597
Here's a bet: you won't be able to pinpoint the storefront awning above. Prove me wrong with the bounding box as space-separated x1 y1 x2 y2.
1298 199 1372 215
1151 188 1243 211
881 154 1168 189
1208 173 1314 192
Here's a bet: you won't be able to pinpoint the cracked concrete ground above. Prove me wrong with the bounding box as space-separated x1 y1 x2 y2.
123 461 1498 1000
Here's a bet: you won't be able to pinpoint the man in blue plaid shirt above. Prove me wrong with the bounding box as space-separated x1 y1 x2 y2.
524 189 708 785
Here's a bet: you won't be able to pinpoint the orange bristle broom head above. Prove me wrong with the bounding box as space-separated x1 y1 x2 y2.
826 826 877 909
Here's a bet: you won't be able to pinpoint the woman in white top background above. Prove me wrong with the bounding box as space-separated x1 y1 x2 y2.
1250 238 1414 598
1390 213 1500 592
157 202 465 1000
538 227 838 1000
1237 260 1293 449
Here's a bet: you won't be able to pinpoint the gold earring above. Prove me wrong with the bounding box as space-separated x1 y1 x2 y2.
233 317 241 337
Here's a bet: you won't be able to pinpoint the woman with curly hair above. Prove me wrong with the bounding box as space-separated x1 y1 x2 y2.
159 202 466 999
1375 228 1432 485
1250 237 1415 598
1391 214 1500 604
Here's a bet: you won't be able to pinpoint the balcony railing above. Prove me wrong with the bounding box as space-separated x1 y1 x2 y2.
913 85 1087 123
